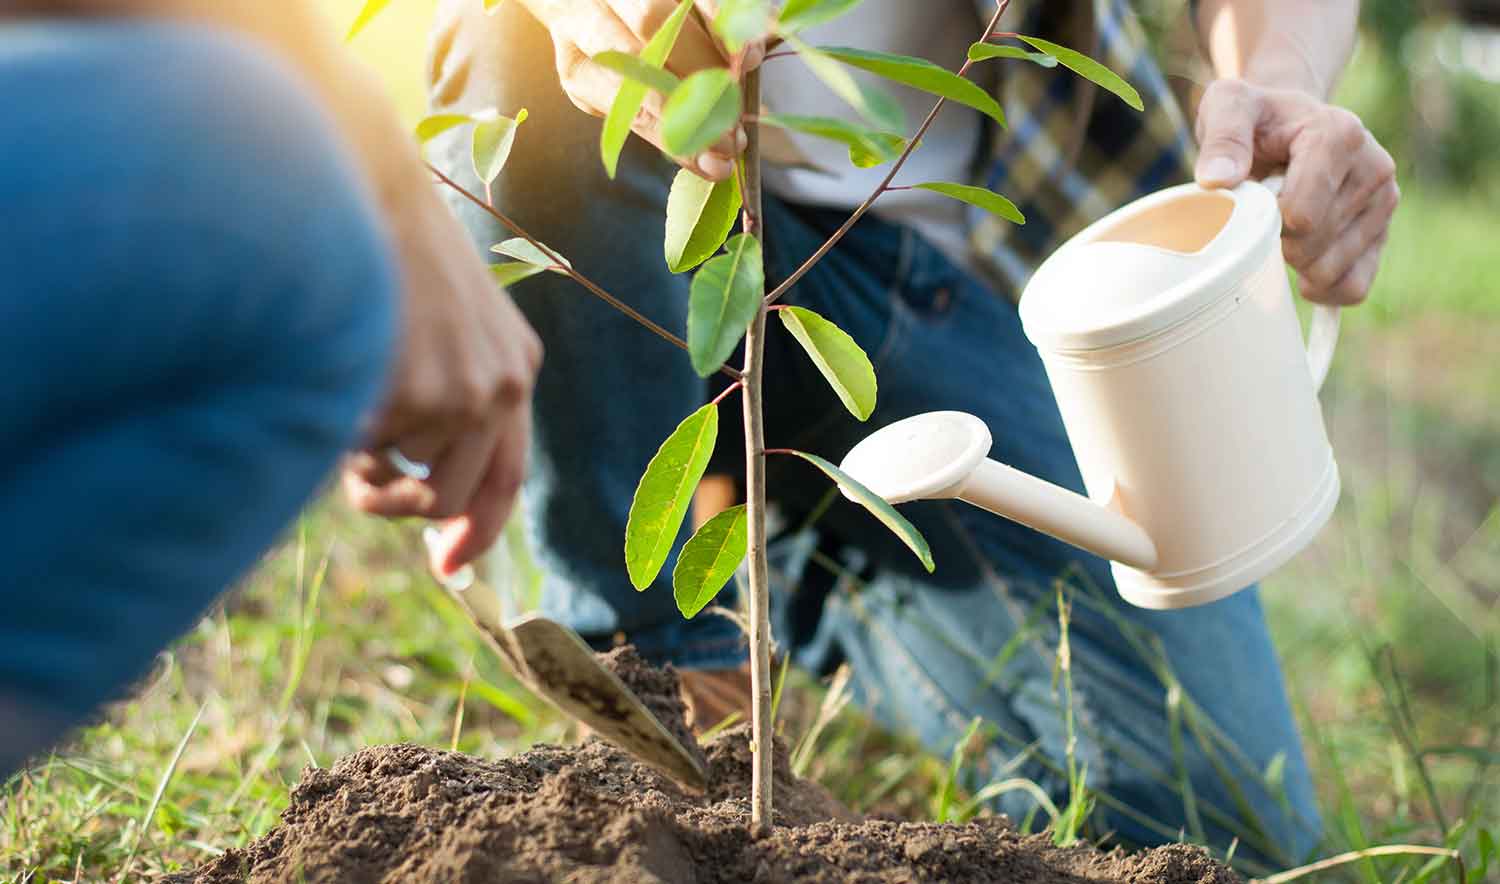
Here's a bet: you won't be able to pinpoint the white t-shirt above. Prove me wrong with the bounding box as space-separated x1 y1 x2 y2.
760 0 986 267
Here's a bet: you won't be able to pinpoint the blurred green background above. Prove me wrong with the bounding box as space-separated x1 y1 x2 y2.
3 1 1497 881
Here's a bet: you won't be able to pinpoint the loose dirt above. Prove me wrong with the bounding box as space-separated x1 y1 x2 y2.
163 651 1240 884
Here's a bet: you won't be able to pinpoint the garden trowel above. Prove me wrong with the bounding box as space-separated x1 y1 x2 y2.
425 530 707 791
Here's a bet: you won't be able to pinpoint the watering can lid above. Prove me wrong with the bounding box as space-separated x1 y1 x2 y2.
1018 181 1282 353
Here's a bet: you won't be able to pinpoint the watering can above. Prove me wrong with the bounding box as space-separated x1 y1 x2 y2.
839 180 1342 610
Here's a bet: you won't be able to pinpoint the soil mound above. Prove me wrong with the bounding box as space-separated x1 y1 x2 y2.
164 656 1240 884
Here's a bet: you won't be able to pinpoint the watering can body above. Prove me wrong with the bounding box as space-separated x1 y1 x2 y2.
841 180 1341 610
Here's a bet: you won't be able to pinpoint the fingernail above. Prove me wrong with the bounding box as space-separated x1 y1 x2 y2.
697 154 734 180
423 526 475 590
1198 156 1239 186
734 127 748 151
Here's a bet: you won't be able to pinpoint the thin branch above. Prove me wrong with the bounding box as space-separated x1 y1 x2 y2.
765 0 1012 305
427 162 745 383
711 382 744 407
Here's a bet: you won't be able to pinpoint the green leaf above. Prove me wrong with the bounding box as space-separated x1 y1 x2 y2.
626 405 720 590
661 69 742 157
714 0 773 52
490 262 548 288
785 451 934 572
913 182 1024 224
490 238 572 271
783 35 904 133
415 113 473 144
600 0 696 178
760 113 903 168
1471 829 1494 884
779 0 866 33
593 51 682 96
1015 35 1143 111
672 505 748 618
665 170 742 273
817 46 1006 126
345 0 392 41
472 109 528 185
966 42 1058 67
688 234 763 377
777 306 877 420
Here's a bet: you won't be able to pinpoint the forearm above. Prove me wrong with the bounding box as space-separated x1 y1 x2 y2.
1194 0 1360 98
6 1 427 211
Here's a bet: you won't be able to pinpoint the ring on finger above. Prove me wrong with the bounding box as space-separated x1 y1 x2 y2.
383 446 433 482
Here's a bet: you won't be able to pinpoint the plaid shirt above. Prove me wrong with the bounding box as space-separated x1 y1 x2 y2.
968 0 1199 292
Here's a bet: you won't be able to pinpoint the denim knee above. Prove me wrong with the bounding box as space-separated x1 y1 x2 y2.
0 20 399 439
0 21 397 770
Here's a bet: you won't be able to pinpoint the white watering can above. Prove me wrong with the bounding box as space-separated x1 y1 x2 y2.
840 180 1341 610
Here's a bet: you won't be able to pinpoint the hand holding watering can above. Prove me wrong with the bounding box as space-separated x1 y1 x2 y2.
840 179 1342 610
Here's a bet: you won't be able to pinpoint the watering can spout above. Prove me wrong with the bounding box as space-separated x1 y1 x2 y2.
837 411 1158 572
957 458 1158 571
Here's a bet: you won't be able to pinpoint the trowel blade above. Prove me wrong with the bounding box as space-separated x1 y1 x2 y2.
507 615 708 791
444 584 707 791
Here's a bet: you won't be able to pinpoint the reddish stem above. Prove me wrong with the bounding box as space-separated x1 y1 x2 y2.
426 162 745 384
710 382 743 407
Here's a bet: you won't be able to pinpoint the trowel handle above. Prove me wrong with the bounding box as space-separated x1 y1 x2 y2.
1259 175 1341 392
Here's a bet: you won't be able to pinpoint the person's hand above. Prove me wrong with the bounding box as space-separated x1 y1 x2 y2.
1194 79 1399 306
342 188 543 578
519 0 761 180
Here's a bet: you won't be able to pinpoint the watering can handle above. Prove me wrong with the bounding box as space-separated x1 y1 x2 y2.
1259 175 1341 392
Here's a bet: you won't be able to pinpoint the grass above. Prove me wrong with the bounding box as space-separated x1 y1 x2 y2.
4 6 1499 882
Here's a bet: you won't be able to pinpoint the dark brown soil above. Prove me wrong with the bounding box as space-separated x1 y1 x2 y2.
163 655 1241 884
596 645 707 775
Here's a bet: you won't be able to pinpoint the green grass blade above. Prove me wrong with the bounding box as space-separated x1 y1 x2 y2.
117 701 206 881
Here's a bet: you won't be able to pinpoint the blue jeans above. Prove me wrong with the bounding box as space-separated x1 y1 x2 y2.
0 22 397 776
432 3 1321 868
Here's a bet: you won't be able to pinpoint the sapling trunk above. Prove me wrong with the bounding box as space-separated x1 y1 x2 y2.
738 68 774 837
417 0 1142 845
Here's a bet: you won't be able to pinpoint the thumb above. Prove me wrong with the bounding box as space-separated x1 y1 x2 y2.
1194 80 1261 188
